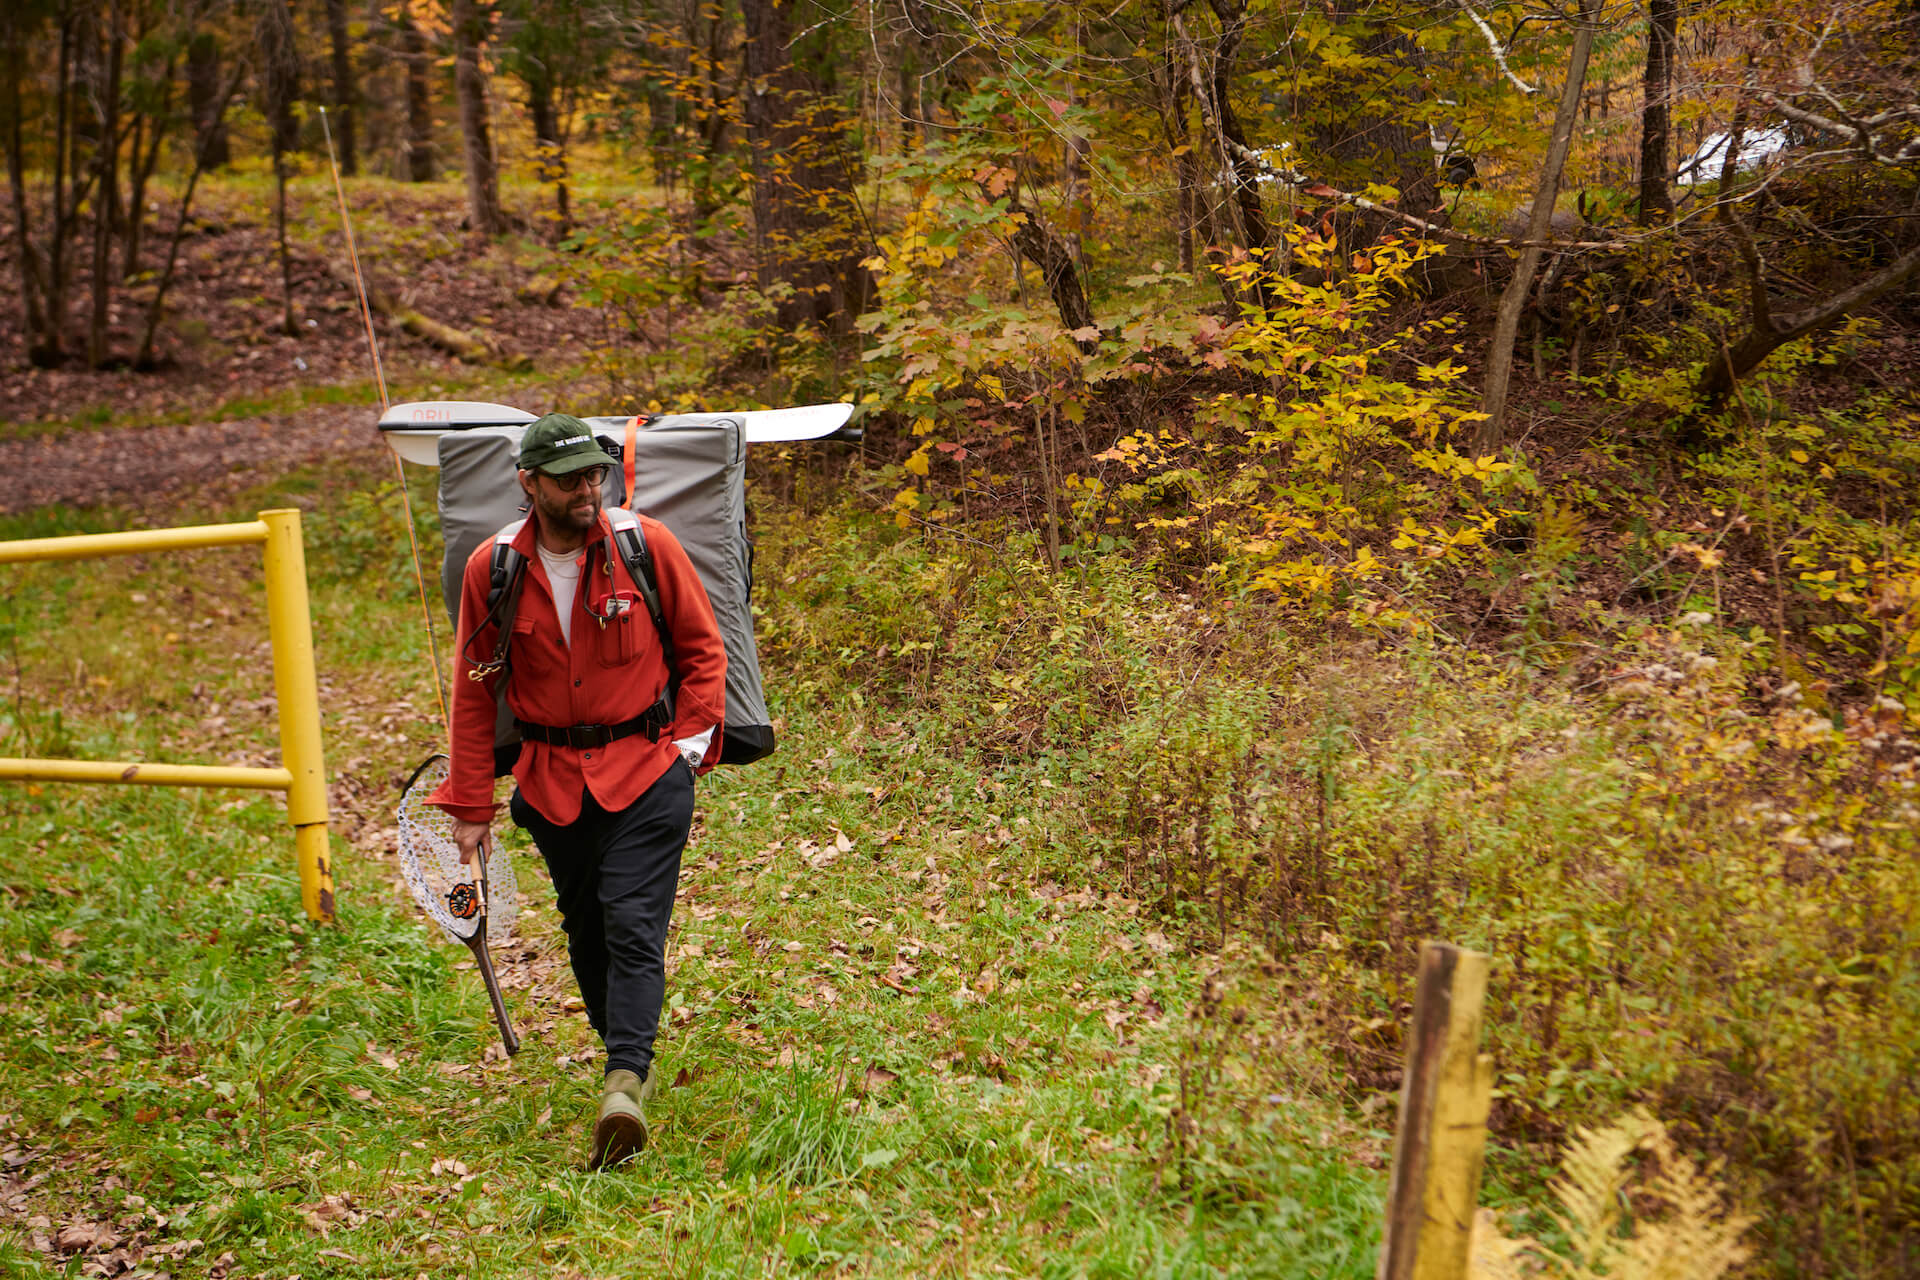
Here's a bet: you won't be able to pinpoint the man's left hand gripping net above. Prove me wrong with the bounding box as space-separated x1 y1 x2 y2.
396 754 519 945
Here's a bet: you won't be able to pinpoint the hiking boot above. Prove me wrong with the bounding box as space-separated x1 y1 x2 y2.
588 1068 654 1170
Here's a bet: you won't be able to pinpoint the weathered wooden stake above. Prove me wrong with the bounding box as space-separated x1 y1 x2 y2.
1378 941 1494 1280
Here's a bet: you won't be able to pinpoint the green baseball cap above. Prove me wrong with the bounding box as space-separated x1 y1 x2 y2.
517 412 617 475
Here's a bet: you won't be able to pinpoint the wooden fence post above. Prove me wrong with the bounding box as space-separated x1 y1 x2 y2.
1378 941 1494 1280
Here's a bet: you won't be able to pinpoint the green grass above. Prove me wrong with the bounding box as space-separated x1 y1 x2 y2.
0 457 1388 1277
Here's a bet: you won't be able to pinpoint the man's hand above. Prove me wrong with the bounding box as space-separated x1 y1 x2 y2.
452 817 491 866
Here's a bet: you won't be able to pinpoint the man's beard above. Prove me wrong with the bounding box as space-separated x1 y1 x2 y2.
533 482 600 539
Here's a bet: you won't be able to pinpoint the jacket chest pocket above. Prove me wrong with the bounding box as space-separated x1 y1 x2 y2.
593 592 645 668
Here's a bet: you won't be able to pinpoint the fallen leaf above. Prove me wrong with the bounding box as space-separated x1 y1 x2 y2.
862 1066 899 1092
54 1222 118 1252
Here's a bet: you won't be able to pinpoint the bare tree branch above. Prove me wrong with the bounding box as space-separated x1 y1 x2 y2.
1753 90 1920 164
1459 1 1535 93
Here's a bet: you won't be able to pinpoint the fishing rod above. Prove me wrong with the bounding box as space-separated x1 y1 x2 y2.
320 106 450 735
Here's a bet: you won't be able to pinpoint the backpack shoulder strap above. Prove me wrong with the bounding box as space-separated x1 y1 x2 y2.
462 519 530 681
606 508 677 681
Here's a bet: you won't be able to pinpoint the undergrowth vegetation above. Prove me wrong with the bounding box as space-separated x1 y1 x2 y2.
759 488 1918 1274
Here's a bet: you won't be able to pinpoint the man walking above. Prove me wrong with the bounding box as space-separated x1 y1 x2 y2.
431 412 727 1168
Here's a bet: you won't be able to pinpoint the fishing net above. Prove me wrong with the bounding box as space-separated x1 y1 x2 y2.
396 753 518 945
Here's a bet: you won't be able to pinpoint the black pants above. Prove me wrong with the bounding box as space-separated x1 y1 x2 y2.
509 760 694 1082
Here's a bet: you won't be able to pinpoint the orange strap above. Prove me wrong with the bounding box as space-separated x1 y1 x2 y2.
624 415 640 507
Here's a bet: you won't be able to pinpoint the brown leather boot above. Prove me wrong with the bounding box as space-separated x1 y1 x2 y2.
588 1068 653 1169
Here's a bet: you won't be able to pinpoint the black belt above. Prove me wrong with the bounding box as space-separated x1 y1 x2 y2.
516 702 670 750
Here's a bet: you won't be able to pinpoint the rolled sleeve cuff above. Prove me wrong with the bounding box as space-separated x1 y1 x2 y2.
673 725 716 768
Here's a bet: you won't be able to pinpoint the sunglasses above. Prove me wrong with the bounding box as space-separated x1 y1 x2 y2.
540 465 610 491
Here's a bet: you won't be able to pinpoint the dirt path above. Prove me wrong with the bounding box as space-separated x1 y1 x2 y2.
0 405 391 518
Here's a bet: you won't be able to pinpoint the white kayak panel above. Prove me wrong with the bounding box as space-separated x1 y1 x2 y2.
377 400 855 466
379 401 539 466
737 403 855 442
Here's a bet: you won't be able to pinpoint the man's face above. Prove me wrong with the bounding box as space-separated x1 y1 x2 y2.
519 465 606 539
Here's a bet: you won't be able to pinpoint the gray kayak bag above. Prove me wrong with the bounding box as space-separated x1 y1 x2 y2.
436 414 774 769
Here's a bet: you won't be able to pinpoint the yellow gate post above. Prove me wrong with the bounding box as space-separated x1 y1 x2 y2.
261 509 335 923
1378 940 1494 1280
0 510 336 923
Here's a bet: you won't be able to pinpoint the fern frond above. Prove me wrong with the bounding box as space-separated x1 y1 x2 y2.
1546 1107 1657 1272
1620 1126 1755 1280
1469 1207 1541 1280
1473 1108 1752 1280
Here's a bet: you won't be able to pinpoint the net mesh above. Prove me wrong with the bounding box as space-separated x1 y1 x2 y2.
396 754 518 945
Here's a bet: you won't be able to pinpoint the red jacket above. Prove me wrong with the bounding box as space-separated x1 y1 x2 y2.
430 506 727 826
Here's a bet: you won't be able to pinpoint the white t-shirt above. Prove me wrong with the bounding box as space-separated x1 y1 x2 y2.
537 543 583 645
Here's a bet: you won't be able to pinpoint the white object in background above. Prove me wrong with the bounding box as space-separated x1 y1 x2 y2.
377 401 855 466
734 402 855 442
379 401 537 465
1676 127 1790 186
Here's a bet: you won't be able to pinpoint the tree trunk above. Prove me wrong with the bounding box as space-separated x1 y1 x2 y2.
260 3 299 157
46 13 76 365
992 180 1099 348
123 112 142 274
123 62 171 280
1326 38 1438 224
3 4 53 363
1695 242 1920 408
1175 3 1270 257
325 0 358 176
452 0 503 235
525 61 569 234
1476 2 1599 455
1636 0 1677 224
1157 37 1203 274
691 7 731 231
260 0 300 335
137 64 244 368
401 4 435 182
185 31 229 170
88 0 125 368
1062 18 1091 264
740 0 872 332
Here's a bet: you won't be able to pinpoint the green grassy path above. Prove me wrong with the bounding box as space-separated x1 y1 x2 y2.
0 470 1386 1278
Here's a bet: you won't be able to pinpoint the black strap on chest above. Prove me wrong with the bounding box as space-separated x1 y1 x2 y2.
611 522 677 693
461 541 528 682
